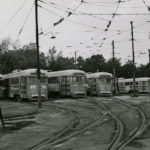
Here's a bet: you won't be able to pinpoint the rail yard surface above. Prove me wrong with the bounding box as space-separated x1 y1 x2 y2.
0 96 150 150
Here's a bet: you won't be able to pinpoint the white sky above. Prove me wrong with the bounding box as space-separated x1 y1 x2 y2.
0 0 150 65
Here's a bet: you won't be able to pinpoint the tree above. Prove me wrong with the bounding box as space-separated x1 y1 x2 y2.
84 54 106 72
0 42 47 74
0 37 12 53
77 56 85 69
119 60 136 78
106 58 121 77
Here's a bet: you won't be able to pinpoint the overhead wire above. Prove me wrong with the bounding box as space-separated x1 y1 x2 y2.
40 0 83 28
40 0 110 22
0 0 30 34
18 2 34 37
99 0 122 48
141 0 150 13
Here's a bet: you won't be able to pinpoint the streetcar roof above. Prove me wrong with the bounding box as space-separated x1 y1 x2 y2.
3 69 47 79
47 69 85 77
86 72 113 78
118 77 150 83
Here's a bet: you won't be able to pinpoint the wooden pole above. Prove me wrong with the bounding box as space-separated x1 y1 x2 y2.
130 21 137 96
112 40 116 95
35 0 41 107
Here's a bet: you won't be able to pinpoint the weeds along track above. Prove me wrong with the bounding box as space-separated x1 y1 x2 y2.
111 98 146 150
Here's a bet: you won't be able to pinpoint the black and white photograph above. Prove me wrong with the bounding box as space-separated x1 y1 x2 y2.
0 0 150 149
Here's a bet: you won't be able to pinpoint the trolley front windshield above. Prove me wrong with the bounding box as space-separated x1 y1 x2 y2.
98 75 112 84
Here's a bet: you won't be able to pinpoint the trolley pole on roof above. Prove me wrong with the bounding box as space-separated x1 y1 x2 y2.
35 0 41 107
130 21 137 97
112 40 116 95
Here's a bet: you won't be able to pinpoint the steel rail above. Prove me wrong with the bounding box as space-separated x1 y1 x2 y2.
94 100 124 150
112 98 146 150
28 104 79 150
29 99 109 150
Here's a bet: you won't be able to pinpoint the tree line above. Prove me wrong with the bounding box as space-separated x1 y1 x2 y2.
0 38 150 78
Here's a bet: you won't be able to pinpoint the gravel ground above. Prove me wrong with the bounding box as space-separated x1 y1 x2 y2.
0 100 72 150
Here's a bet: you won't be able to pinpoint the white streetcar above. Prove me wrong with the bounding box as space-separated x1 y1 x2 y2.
3 69 48 101
118 77 150 94
86 72 113 96
47 69 87 97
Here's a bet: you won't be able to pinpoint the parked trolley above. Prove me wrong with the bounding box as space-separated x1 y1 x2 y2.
86 72 113 96
3 69 48 101
47 69 87 97
118 77 150 94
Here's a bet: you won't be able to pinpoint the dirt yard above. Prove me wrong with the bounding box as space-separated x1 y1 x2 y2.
0 96 150 150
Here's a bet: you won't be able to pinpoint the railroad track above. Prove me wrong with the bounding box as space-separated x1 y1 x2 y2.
29 105 79 150
100 97 146 150
113 98 146 150
106 112 124 150
28 99 111 150
91 100 124 150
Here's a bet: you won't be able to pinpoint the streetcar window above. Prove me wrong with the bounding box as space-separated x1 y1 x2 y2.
20 76 26 84
141 81 146 85
82 76 86 82
11 77 19 84
72 77 75 82
28 77 37 84
99 78 105 83
106 78 111 84
48 77 59 83
40 77 47 83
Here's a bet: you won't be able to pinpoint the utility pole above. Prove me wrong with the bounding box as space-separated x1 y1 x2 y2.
148 49 150 64
130 21 137 97
112 40 116 95
35 0 41 107
74 51 77 65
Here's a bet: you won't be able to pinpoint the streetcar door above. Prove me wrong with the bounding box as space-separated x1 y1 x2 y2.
61 76 68 96
20 76 27 99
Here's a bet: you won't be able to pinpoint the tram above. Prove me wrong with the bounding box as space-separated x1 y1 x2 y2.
86 72 113 96
3 69 48 101
118 77 150 94
47 69 87 97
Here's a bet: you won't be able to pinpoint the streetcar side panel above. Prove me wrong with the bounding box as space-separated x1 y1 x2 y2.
138 80 149 93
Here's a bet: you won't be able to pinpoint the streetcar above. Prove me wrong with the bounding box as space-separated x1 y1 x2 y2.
118 77 150 94
86 72 113 96
47 69 87 97
3 69 48 101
